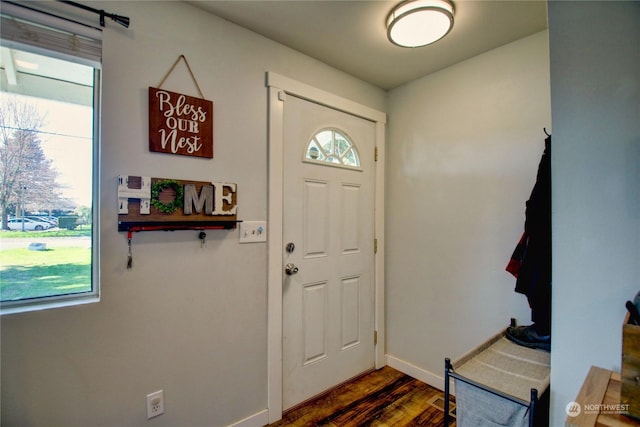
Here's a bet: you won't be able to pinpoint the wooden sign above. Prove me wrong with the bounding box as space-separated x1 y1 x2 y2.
149 87 213 158
118 175 236 231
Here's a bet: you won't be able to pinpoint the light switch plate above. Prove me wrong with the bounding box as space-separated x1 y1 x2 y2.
239 221 267 243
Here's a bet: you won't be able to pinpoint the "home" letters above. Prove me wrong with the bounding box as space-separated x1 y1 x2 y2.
183 183 237 216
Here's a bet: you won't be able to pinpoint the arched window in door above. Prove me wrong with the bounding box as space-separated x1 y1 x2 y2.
304 128 361 169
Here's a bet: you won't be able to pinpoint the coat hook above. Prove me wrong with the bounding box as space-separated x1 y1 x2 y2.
543 127 550 137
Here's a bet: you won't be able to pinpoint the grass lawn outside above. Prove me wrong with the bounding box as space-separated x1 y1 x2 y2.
0 246 92 301
0 227 91 239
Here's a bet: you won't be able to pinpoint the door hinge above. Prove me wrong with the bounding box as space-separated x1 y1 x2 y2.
374 330 378 346
374 146 378 162
374 238 378 253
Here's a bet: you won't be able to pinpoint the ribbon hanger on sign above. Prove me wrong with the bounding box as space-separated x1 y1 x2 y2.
157 55 205 99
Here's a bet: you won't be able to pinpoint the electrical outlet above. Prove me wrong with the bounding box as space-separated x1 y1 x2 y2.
146 390 164 419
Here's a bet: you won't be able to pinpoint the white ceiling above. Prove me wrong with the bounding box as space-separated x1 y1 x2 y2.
185 0 548 90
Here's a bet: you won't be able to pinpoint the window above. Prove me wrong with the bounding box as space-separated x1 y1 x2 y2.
304 128 361 169
0 4 101 314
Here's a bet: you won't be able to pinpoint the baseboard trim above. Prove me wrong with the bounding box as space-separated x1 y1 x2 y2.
227 409 269 427
386 354 449 393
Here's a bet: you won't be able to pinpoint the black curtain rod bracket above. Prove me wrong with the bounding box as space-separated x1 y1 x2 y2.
58 1 130 28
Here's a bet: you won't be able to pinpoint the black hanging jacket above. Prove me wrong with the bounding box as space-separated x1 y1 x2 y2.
509 136 551 300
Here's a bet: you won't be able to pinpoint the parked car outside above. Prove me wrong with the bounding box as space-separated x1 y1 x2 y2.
7 217 53 231
26 216 58 227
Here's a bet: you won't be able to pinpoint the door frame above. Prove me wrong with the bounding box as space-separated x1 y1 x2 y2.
266 71 387 423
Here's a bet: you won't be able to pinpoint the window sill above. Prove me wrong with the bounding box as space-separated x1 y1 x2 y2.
1 294 100 316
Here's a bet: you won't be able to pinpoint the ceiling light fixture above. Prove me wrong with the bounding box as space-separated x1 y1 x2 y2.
387 0 455 48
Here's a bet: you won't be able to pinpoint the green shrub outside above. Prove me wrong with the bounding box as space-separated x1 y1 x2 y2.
58 215 80 230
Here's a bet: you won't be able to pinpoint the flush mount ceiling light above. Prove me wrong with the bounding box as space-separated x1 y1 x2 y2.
387 0 455 48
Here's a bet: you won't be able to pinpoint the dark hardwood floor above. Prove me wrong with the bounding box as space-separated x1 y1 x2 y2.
268 366 456 427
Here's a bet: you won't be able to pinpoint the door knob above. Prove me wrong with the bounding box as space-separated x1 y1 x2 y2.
285 263 299 275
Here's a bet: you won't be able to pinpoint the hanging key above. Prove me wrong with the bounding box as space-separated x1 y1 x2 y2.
127 234 133 269
199 231 207 248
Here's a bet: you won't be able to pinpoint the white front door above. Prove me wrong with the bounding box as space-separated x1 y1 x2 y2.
282 94 377 410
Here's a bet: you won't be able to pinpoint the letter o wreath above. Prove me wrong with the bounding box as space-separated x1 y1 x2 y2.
151 179 184 214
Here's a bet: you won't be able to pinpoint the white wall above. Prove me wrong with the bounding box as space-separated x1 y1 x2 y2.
548 2 640 425
385 31 551 384
6 2 636 426
0 2 385 426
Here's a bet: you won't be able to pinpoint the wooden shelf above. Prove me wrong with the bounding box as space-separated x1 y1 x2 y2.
118 220 241 233
566 366 640 427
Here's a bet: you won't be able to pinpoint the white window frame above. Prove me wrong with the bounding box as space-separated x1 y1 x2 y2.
303 127 362 170
0 3 101 315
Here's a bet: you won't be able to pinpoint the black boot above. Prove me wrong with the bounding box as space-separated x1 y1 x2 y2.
506 324 550 352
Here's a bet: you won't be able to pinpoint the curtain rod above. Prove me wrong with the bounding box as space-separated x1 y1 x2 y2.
58 1 130 28
1 0 101 33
